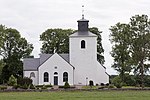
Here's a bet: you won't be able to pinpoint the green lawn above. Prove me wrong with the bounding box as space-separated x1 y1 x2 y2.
0 90 149 100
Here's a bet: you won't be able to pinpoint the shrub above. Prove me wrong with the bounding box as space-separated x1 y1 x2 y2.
18 77 32 87
101 83 105 86
106 83 109 86
0 86 7 90
98 86 105 89
45 84 53 88
36 85 44 88
89 80 94 87
124 74 136 86
108 84 115 88
30 84 36 89
22 84 28 89
64 82 70 89
112 76 123 88
59 86 64 88
7 75 17 86
13 85 20 89
41 85 47 90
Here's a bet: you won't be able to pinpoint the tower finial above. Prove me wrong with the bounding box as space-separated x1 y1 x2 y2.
82 5 84 19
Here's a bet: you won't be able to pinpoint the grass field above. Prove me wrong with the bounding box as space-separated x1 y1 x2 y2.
0 90 150 100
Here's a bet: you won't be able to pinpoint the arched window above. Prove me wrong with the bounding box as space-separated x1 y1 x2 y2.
44 72 49 82
81 40 85 49
54 72 58 75
30 72 35 78
63 72 68 82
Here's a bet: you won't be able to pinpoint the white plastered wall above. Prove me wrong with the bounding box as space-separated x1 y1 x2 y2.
70 36 109 85
24 71 38 85
38 53 74 85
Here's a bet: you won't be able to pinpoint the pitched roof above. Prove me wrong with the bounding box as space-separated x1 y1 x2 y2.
39 54 53 65
70 31 97 37
23 58 40 71
23 53 69 71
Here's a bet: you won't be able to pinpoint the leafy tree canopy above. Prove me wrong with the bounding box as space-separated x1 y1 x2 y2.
110 14 150 87
0 25 33 82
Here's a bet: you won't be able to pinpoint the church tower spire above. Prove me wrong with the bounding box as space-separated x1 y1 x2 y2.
77 5 89 32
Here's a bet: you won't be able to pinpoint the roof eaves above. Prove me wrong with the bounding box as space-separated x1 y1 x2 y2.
58 54 75 69
37 53 54 70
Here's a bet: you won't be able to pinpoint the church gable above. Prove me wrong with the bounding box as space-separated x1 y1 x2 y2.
38 53 74 85
38 53 74 70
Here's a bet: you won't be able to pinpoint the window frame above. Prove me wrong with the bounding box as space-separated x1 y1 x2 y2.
81 40 85 49
63 72 68 82
44 72 49 82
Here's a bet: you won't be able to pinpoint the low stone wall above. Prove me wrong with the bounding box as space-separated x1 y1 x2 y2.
1 88 150 92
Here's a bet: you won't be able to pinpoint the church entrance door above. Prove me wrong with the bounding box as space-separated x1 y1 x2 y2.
54 76 58 85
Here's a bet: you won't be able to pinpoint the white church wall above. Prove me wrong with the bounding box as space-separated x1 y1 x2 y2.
38 53 74 85
69 35 109 85
95 61 109 84
70 37 97 64
24 71 38 85
70 36 100 85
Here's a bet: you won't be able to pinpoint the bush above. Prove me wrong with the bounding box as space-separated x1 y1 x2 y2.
100 83 105 86
89 80 94 87
98 86 105 89
124 74 136 86
106 83 109 86
22 84 28 89
59 86 64 88
13 85 20 89
64 82 70 89
30 84 36 89
108 84 115 88
7 75 17 86
36 85 44 88
41 85 47 90
0 86 7 90
112 76 123 88
17 77 32 87
45 84 53 88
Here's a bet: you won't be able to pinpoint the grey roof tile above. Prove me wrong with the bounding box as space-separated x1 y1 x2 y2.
59 54 69 62
39 54 53 65
23 58 40 71
23 53 69 71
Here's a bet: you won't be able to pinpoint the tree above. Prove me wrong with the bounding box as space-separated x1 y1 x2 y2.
110 14 150 88
0 25 33 82
110 23 132 82
0 59 4 75
40 27 105 64
40 28 74 54
129 15 150 88
89 27 105 64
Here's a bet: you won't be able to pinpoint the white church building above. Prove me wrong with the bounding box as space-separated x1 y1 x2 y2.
23 17 109 86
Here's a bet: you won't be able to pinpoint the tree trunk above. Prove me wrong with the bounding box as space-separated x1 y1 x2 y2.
140 61 144 88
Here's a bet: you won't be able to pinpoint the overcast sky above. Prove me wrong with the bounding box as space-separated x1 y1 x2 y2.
0 0 150 75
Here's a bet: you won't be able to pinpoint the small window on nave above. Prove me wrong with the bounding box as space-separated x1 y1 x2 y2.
63 72 68 82
44 72 49 82
30 72 35 78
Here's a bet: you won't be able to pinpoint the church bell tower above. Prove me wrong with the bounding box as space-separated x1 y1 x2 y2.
69 15 98 85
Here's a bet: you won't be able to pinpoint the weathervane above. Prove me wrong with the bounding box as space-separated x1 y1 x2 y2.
82 5 85 19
